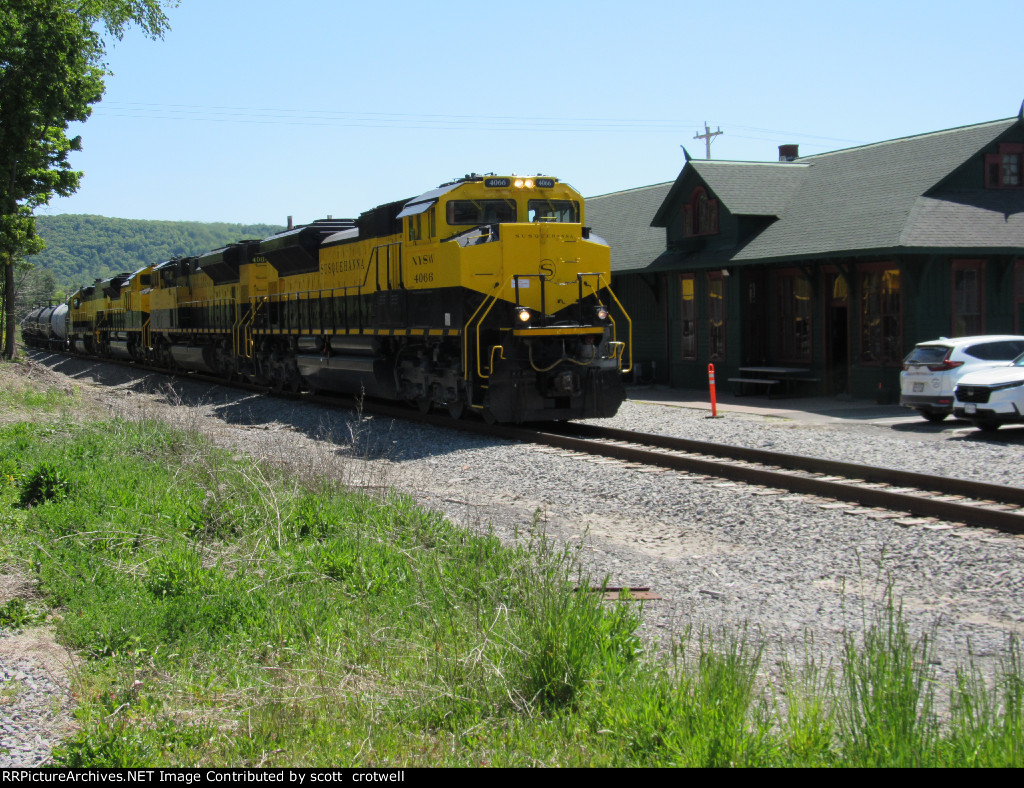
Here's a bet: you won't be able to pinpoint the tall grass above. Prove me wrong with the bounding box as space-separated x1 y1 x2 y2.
0 365 1022 766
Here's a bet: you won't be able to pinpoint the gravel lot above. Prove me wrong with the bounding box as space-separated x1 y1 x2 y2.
4 355 1024 763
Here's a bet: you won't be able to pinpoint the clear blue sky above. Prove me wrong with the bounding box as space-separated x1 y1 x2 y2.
42 0 1023 226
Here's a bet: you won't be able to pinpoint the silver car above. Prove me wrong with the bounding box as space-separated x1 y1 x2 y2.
899 335 1024 422
954 354 1024 431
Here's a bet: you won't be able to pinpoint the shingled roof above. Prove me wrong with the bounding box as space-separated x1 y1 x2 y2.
654 161 808 222
585 182 673 272
740 118 1020 261
640 116 1024 271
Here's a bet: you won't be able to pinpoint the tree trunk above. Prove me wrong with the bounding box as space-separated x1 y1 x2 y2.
2 259 14 359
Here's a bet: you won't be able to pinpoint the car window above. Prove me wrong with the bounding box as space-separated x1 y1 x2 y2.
904 346 949 365
964 340 1024 361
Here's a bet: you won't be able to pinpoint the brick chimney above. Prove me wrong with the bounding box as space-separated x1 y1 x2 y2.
778 144 799 162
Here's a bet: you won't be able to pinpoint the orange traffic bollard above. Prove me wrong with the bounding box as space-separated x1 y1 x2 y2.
708 363 718 418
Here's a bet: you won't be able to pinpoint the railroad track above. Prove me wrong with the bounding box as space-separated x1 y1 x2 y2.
357 401 1024 535
31 350 1024 535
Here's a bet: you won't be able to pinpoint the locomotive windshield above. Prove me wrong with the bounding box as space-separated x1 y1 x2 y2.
528 200 578 223
446 199 517 225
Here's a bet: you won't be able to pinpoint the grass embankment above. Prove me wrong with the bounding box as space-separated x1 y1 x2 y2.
0 360 1022 767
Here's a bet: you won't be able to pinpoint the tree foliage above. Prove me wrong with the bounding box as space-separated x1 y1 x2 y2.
31 214 285 291
0 0 177 358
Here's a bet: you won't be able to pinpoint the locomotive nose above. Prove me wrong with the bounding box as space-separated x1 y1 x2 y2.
548 369 579 396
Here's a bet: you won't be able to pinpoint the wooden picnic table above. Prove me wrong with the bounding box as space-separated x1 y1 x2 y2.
730 366 816 397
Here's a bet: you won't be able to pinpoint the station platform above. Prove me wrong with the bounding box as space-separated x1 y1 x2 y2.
625 385 912 425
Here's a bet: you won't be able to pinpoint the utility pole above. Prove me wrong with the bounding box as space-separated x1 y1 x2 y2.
694 122 724 159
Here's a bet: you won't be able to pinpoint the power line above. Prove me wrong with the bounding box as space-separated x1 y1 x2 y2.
86 100 871 148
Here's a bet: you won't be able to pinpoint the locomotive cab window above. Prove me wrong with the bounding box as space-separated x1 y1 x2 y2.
528 200 578 223
408 207 437 241
446 199 517 226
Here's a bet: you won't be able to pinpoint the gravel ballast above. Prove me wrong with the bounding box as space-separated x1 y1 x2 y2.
4 357 1024 762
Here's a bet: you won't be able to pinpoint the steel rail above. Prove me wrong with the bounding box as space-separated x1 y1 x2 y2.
557 422 1024 507
356 402 1024 535
30 350 1024 535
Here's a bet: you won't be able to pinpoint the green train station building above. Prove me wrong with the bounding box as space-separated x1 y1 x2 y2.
587 109 1024 400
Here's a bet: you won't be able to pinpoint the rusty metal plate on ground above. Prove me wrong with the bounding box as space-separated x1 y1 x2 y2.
593 586 662 601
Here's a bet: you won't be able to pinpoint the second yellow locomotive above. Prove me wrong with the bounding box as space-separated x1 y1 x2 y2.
66 174 631 423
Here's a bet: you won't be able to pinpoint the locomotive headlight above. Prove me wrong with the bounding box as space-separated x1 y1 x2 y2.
595 306 609 321
513 178 535 189
516 307 532 323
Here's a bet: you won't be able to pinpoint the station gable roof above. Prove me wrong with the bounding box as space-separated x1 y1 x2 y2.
620 115 1024 272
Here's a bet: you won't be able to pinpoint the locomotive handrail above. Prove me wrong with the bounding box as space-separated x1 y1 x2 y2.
473 288 506 380
461 283 500 382
231 309 244 360
488 344 506 375
94 310 109 344
101 307 126 333
255 285 371 336
241 298 265 358
178 297 234 333
512 273 548 317
590 273 632 374
369 242 404 291
466 272 632 381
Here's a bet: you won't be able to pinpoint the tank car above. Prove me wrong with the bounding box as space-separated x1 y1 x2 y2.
57 174 632 423
21 303 68 351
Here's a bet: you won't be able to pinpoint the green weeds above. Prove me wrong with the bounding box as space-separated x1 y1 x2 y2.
0 597 46 628
0 361 1022 766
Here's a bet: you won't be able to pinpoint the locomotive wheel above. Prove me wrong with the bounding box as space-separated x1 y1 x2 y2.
417 396 432 414
447 400 465 420
481 407 496 425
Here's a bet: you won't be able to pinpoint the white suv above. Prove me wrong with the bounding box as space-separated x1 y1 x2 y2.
899 335 1024 423
954 353 1024 431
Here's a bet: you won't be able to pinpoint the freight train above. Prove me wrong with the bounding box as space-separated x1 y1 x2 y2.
23 174 632 423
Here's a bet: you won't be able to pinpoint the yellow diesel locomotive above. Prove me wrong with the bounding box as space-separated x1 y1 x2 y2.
62 174 632 422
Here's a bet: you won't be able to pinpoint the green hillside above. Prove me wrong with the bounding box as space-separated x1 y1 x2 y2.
30 215 285 290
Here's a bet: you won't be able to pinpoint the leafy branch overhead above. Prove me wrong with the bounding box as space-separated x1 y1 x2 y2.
0 0 178 358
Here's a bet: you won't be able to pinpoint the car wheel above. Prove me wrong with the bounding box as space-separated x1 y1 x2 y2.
922 411 948 423
973 420 1001 432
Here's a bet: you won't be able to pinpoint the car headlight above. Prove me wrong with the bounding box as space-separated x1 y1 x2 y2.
991 379 1024 392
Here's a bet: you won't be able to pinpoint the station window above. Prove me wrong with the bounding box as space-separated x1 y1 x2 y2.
681 274 696 360
707 271 725 362
952 259 985 335
985 143 1023 188
859 265 901 364
683 187 719 237
776 271 812 361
